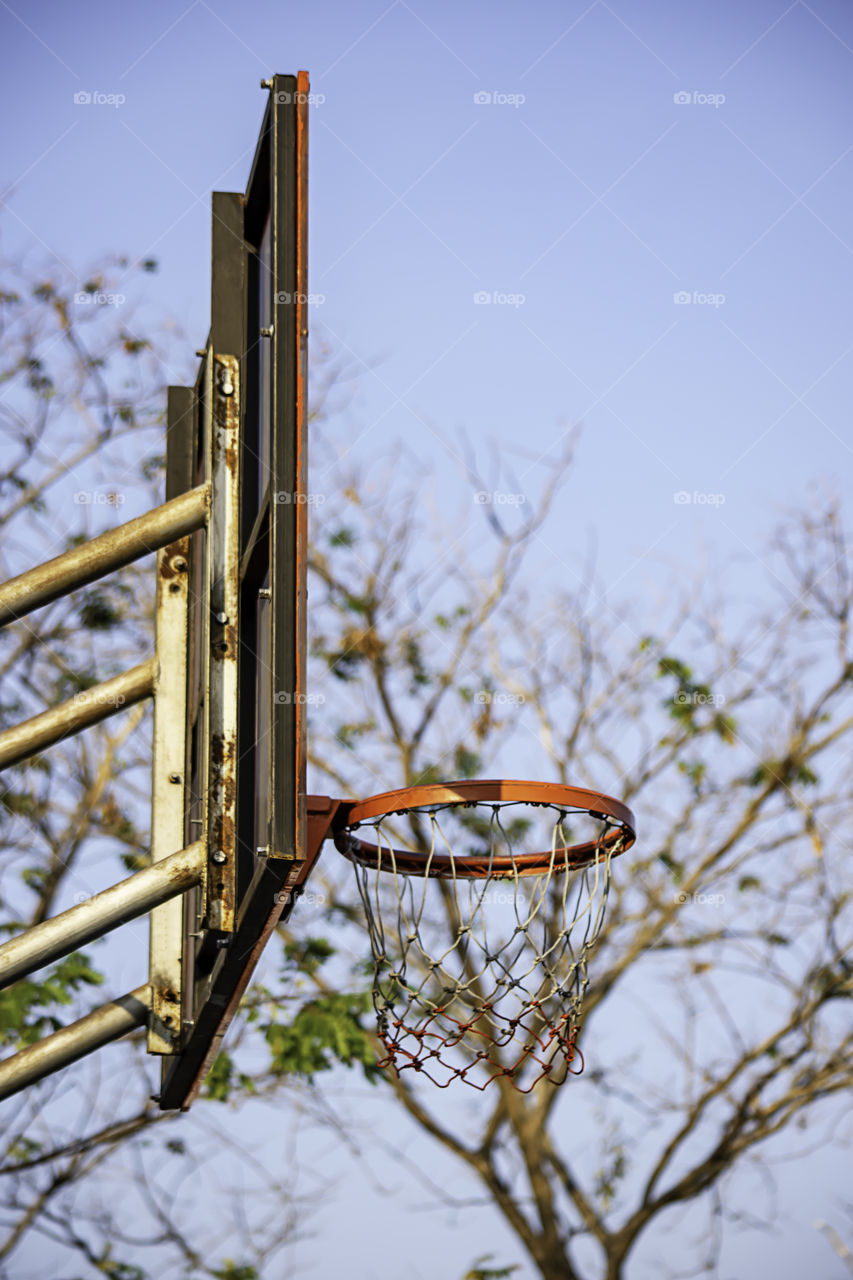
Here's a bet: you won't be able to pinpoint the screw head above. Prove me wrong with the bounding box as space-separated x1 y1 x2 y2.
211 849 227 865
168 773 182 784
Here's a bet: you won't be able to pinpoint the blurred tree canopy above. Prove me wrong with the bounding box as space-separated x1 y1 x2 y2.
0 255 851 1280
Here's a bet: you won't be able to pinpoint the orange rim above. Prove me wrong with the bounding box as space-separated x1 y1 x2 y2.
334 779 636 878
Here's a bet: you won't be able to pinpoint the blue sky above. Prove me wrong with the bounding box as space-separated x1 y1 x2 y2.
3 0 852 605
2 2 853 1277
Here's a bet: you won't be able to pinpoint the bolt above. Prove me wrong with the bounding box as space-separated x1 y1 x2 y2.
211 849 227 865
260 326 274 338
258 587 271 599
168 773 182 784
256 846 270 857
214 610 229 625
260 78 272 89
216 936 231 950
220 374 235 396
172 557 188 572
196 348 206 357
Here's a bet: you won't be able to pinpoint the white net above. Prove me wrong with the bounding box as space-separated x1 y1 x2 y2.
340 801 625 1090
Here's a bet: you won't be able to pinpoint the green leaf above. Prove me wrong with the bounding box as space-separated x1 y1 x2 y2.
79 588 124 630
658 851 684 882
263 992 377 1081
712 713 737 743
0 953 103 1048
204 1051 234 1102
454 746 481 779
283 937 335 976
657 656 693 683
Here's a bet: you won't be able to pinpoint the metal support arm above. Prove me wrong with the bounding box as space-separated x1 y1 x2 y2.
0 842 205 990
0 483 210 627
0 986 151 1102
0 658 157 771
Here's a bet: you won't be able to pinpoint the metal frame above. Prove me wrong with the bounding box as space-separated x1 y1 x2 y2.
158 71 311 1110
147 391 193 1053
0 402 209 1097
0 72 320 1110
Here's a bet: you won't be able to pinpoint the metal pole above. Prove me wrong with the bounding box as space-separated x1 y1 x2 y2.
0 659 157 771
0 484 210 628
148 538 190 1054
0 842 205 990
0 986 151 1102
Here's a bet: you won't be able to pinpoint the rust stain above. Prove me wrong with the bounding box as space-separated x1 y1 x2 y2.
158 536 190 582
293 71 310 865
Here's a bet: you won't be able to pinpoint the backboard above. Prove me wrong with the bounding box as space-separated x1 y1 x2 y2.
155 72 311 1109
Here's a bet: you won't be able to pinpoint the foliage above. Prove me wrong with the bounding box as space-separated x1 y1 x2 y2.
0 250 851 1280
262 992 378 1082
0 952 103 1048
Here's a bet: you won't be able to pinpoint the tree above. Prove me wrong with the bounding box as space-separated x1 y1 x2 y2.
0 253 851 1279
253 453 853 1279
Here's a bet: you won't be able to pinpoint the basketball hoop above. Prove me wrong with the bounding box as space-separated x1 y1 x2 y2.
334 780 635 1091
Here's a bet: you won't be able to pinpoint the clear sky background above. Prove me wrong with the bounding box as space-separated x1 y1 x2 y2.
2 2 852 1277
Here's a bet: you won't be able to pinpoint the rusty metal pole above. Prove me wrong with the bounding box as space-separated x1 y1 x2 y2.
0 842 206 990
0 987 151 1102
148 537 191 1053
0 483 210 627
0 658 157 771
